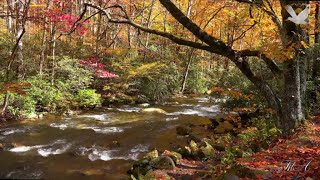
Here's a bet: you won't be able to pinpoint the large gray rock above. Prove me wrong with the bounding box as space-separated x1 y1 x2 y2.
150 156 175 170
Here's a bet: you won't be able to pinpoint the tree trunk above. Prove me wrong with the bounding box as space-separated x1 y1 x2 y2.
16 0 24 80
180 0 195 94
50 23 56 86
39 0 49 76
180 49 195 93
277 2 308 133
7 0 14 34
281 59 303 133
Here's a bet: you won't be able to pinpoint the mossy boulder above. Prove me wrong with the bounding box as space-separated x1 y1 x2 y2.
177 146 192 157
130 158 153 178
199 141 216 158
150 156 175 170
162 150 182 164
143 149 159 160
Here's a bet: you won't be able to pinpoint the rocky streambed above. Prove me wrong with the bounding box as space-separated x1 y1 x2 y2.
0 97 223 179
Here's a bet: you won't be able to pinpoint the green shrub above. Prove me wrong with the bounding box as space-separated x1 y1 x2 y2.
55 56 94 92
237 118 281 152
26 76 64 111
8 94 36 118
76 89 101 108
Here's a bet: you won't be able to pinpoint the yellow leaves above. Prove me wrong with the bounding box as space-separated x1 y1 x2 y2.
298 41 309 49
128 62 165 78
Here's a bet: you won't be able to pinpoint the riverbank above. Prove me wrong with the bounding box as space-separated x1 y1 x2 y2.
130 118 320 179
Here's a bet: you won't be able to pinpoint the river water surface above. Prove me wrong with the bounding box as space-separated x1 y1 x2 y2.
0 97 219 179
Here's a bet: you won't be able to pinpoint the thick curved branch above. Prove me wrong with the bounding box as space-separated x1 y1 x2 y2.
158 0 235 58
84 3 227 56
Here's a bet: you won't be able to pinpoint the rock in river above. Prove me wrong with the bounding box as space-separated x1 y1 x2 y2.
150 156 175 170
138 103 150 107
176 125 192 136
214 121 234 134
140 108 167 114
162 150 182 164
143 149 159 160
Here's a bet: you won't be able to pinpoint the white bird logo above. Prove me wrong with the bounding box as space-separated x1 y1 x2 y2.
286 4 311 25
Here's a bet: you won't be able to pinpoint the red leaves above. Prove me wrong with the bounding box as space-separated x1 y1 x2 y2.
236 122 320 179
95 70 119 78
79 57 119 79
45 0 89 35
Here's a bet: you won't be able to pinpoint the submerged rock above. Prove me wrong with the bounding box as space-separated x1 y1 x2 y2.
140 108 167 114
214 121 234 134
209 117 221 128
81 169 104 176
176 125 192 136
150 156 175 170
108 141 120 148
187 133 202 143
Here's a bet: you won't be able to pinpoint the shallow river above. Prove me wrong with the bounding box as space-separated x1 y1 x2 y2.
0 97 220 179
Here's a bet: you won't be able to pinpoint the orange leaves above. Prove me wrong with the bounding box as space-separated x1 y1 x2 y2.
0 82 32 96
209 87 253 100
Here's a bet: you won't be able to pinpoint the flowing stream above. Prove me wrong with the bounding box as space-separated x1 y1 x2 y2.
0 97 220 179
